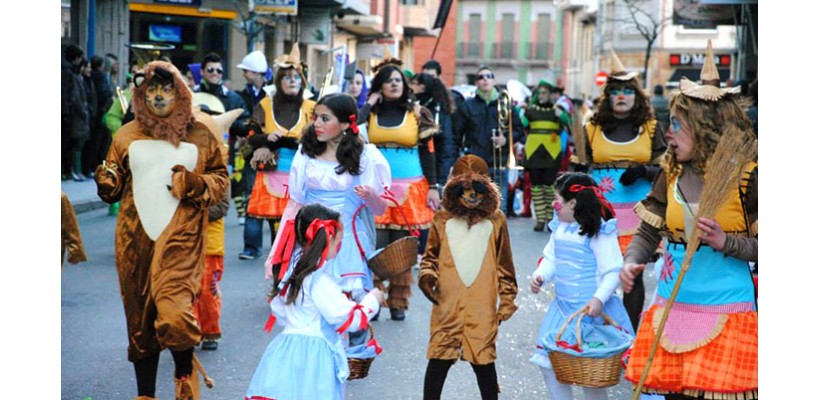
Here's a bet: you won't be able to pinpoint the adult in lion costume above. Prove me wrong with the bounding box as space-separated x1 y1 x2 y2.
95 61 229 400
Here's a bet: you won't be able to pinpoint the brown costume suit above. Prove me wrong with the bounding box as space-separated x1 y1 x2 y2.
96 62 229 363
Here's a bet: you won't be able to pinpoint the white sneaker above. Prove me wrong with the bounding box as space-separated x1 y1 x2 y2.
238 216 246 225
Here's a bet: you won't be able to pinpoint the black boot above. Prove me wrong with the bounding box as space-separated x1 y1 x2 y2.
390 308 405 321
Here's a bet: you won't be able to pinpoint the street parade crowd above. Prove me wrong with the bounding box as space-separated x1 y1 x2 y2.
60 38 758 400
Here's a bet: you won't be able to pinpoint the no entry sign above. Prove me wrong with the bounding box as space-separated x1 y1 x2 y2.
595 71 608 87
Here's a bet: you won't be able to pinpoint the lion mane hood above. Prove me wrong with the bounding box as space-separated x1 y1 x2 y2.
441 155 501 227
132 61 195 146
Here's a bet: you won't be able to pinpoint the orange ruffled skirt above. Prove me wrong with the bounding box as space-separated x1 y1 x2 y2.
375 177 434 230
247 171 288 220
625 304 758 399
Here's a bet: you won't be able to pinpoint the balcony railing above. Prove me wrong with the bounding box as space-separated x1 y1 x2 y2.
459 41 554 60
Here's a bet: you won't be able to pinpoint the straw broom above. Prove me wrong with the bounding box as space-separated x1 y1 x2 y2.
631 125 757 399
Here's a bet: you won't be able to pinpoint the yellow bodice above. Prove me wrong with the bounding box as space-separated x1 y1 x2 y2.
259 98 316 138
586 119 656 164
368 110 419 147
665 162 756 242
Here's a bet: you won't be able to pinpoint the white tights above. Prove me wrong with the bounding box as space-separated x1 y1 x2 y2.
539 367 608 400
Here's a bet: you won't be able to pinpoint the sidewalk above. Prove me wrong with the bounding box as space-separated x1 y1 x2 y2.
61 179 108 214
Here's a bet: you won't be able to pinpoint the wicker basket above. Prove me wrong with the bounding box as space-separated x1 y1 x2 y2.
347 325 376 381
351 197 420 280
367 236 419 280
548 308 626 388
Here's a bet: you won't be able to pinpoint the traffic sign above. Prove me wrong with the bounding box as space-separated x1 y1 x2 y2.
595 71 608 87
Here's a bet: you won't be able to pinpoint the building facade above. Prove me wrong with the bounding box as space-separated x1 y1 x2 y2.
455 0 558 86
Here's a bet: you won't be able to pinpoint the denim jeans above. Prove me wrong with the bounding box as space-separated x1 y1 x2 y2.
490 168 510 215
242 217 276 256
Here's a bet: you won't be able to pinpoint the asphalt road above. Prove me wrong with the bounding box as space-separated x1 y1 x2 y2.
62 208 650 400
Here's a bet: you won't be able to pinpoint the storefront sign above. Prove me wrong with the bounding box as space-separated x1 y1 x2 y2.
670 53 732 67
253 0 298 16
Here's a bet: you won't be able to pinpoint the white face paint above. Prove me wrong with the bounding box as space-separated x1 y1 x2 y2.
609 87 636 115
282 69 302 95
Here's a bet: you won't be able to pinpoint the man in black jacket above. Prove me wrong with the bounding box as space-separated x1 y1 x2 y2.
452 66 525 216
195 53 252 226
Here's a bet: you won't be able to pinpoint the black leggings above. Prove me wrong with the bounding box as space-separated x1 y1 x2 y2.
423 359 498 400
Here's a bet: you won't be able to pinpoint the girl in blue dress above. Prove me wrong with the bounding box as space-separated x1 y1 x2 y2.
246 203 385 400
529 172 634 400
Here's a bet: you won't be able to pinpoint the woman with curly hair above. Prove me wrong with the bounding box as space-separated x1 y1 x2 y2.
359 53 439 321
577 52 667 332
620 41 757 400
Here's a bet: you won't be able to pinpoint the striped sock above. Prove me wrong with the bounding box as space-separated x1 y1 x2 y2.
544 185 556 222
532 185 548 224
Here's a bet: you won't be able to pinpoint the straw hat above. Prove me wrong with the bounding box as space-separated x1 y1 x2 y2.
608 51 640 82
274 43 303 73
679 40 740 102
370 44 403 74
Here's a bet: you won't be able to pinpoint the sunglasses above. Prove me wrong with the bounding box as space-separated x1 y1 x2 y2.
476 73 494 81
609 88 635 96
206 67 223 74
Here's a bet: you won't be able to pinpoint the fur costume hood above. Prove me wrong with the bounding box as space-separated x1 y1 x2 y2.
441 155 501 227
132 61 195 147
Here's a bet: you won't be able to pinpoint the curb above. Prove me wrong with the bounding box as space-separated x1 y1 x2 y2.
73 199 109 214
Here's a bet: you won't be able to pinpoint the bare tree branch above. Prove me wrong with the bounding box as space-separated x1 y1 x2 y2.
618 0 672 84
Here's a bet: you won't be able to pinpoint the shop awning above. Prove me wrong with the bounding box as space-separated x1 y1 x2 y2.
129 3 237 20
667 68 731 87
335 14 384 36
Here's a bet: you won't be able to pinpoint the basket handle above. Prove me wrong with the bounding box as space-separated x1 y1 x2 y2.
381 188 421 238
555 306 620 352
352 203 368 260
350 187 422 261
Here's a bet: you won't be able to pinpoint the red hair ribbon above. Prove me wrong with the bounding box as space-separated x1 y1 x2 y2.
348 114 359 134
305 218 342 270
568 184 616 218
270 220 297 284
335 304 370 334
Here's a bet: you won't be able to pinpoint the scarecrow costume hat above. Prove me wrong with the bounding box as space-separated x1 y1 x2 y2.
679 40 740 102
371 44 403 74
274 43 304 74
607 51 640 82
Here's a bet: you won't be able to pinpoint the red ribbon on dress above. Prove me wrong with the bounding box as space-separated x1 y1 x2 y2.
335 304 370 334
263 313 277 334
348 114 359 134
270 220 297 283
568 184 616 218
556 340 583 353
305 219 342 270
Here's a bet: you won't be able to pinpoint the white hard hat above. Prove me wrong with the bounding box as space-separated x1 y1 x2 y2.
237 51 268 73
